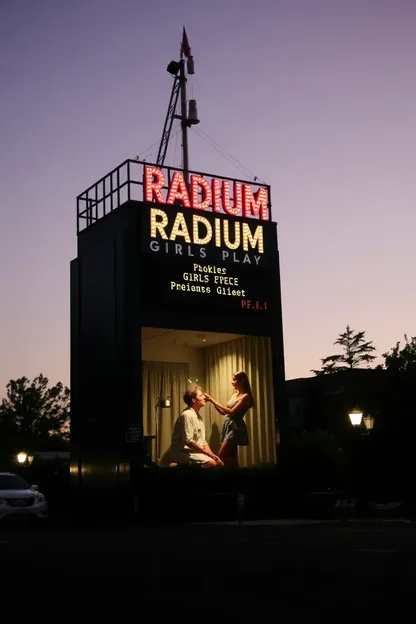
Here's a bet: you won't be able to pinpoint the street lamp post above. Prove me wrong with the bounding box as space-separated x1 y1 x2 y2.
347 409 376 510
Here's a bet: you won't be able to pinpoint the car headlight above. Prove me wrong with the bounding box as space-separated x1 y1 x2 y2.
35 494 45 503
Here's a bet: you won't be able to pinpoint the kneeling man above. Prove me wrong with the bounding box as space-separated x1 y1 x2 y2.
171 385 223 468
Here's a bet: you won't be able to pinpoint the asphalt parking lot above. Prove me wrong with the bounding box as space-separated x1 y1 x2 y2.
1 520 414 619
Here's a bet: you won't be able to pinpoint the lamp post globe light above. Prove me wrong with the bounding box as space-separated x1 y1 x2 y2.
363 414 375 431
16 452 34 465
349 409 363 427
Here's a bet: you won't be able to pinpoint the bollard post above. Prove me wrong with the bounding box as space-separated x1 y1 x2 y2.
237 492 245 525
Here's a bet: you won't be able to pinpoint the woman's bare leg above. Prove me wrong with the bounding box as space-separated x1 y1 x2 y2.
218 440 239 468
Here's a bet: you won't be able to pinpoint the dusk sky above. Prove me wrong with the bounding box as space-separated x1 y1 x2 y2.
1 0 415 394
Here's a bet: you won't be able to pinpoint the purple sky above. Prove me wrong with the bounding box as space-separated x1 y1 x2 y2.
1 0 415 394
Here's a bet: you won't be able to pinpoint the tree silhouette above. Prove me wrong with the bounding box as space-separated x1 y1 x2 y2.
373 335 416 442
312 325 376 375
380 335 416 374
0 374 70 451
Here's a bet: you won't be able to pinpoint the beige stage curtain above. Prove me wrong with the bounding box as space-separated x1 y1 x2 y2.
142 361 189 465
204 336 276 467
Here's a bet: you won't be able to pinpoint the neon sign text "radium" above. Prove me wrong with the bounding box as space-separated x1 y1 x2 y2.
144 166 269 221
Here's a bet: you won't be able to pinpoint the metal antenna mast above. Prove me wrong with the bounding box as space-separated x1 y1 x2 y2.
156 28 199 180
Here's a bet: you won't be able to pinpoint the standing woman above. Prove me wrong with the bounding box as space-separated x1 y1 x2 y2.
204 371 254 468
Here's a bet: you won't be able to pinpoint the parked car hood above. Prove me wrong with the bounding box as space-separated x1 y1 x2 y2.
0 488 36 498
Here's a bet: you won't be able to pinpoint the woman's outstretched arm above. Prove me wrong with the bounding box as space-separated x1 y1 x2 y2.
204 393 249 416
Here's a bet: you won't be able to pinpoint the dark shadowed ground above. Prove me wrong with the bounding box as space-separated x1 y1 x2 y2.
0 519 414 620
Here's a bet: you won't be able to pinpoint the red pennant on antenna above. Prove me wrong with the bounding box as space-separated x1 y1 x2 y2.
181 27 191 58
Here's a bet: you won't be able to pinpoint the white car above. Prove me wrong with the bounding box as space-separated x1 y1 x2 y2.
0 472 48 522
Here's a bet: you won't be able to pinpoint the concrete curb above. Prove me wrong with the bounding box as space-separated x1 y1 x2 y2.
192 517 414 527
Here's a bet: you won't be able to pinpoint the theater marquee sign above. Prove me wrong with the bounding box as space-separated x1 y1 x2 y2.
140 166 278 314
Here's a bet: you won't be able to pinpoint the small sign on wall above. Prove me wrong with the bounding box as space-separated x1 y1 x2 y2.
126 425 142 443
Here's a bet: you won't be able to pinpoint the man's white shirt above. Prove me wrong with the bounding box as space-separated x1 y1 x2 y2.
171 407 209 463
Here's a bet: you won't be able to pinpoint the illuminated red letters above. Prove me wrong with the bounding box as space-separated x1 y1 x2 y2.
166 171 191 207
191 175 212 209
211 178 222 213
243 185 268 220
144 166 165 203
143 165 269 220
222 181 242 216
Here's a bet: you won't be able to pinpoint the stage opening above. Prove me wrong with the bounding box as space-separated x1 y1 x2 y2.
141 327 276 468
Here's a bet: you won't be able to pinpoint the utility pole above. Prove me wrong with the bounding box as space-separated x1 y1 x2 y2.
179 59 190 183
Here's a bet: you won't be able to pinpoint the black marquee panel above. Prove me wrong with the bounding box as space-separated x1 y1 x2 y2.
139 202 280 320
